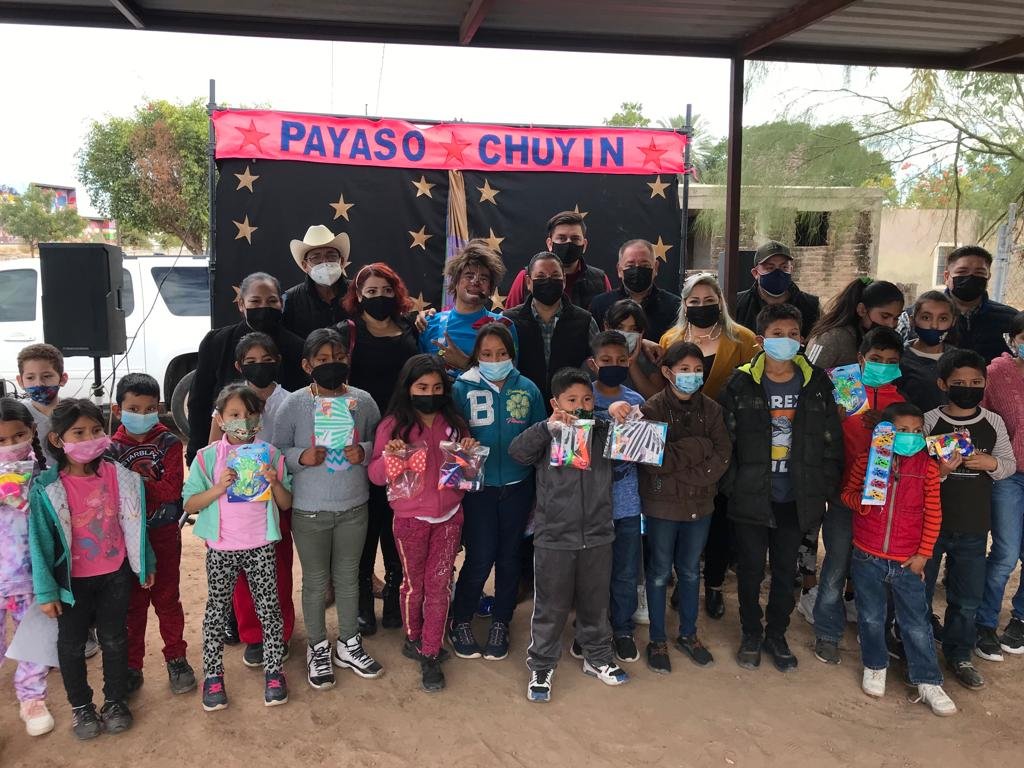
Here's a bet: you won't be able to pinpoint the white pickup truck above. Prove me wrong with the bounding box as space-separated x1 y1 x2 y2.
0 254 210 433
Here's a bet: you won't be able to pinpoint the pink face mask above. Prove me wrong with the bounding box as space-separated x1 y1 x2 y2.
0 441 33 462
61 435 111 464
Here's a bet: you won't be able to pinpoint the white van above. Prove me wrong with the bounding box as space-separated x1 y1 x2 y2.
0 254 210 428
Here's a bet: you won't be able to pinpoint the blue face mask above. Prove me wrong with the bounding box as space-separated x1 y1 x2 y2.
25 384 60 405
758 269 792 297
478 359 514 383
1016 343 1024 360
914 326 947 346
862 361 901 388
673 371 704 395
120 410 159 435
892 432 926 457
762 337 801 362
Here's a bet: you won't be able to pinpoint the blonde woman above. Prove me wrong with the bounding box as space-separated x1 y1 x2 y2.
659 272 758 620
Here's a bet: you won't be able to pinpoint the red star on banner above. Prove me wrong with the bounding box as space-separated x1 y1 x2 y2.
438 132 472 164
237 119 270 153
637 138 668 168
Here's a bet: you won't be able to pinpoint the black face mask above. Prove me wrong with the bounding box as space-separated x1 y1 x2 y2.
622 266 654 294
360 295 397 321
240 362 279 389
951 274 987 302
550 241 584 266
947 385 985 410
245 307 282 334
573 408 594 420
531 278 565 307
596 365 629 387
685 304 721 329
310 362 349 390
411 394 448 414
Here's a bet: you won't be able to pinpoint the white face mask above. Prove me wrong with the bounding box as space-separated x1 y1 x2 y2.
310 261 343 287
621 331 641 354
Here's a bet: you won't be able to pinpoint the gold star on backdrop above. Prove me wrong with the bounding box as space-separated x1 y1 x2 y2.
234 165 260 193
489 289 507 311
330 193 355 221
233 215 257 244
477 179 500 205
647 175 670 199
573 204 589 219
652 236 673 262
409 292 433 312
411 175 436 198
232 285 241 301
484 228 505 254
409 226 433 250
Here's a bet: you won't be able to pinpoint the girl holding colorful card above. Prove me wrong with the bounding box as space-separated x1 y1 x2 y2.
183 383 292 712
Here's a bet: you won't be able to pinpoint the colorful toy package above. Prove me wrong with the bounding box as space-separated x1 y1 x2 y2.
0 460 34 513
861 421 895 506
226 443 272 502
925 430 975 461
438 441 490 492
603 419 668 466
549 419 594 470
383 442 428 502
314 396 356 473
827 364 868 417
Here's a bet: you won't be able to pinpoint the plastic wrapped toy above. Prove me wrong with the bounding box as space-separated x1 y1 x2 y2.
549 419 594 470
0 460 34 513
861 421 895 506
603 419 668 466
226 443 272 502
383 442 428 502
926 430 975 461
827 364 868 417
438 441 490 492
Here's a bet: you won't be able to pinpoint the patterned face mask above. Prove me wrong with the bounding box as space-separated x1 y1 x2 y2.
222 416 260 441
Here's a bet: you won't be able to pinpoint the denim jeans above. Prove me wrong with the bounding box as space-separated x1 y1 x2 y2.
452 478 534 625
610 515 642 636
646 514 712 642
978 472 1024 629
813 501 853 644
851 548 942 685
924 531 988 663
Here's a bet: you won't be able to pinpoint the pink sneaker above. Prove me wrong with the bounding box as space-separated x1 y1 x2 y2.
20 699 55 736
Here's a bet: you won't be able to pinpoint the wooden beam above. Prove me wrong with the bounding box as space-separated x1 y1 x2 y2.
965 35 1024 70
459 0 495 45
110 0 144 28
722 57 744 310
738 0 860 57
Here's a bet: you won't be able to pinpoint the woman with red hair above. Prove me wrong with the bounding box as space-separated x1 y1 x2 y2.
343 264 420 636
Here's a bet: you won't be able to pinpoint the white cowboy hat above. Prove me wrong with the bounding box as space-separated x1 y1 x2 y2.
289 225 351 269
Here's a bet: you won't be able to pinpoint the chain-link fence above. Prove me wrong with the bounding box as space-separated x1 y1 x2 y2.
1001 250 1024 310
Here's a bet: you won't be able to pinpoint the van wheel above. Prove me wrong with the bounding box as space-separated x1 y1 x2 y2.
171 370 194 438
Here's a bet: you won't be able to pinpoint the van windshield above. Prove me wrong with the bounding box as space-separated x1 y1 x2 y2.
151 266 209 316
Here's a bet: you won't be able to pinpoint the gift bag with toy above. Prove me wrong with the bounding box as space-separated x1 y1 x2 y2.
383 442 429 502
549 419 594 470
438 441 490 492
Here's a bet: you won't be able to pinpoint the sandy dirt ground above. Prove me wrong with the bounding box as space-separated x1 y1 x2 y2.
2 532 1022 768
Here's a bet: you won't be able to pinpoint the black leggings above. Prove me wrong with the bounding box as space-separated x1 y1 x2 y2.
359 483 402 586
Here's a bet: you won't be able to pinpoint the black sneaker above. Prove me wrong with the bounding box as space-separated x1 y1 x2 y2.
614 635 640 663
930 613 944 643
71 703 102 740
264 671 289 706
705 587 725 620
483 620 510 661
402 638 451 663
570 639 584 660
99 699 133 734
84 628 100 659
223 614 240 646
449 621 482 659
126 667 144 697
676 635 714 667
420 656 445 693
243 643 264 668
527 668 553 702
736 633 762 670
949 660 985 690
202 675 228 711
358 584 378 637
306 640 336 690
167 657 197 694
646 641 672 674
476 593 495 618
381 582 402 629
1000 617 1024 655
814 638 841 665
763 635 798 672
975 626 1004 663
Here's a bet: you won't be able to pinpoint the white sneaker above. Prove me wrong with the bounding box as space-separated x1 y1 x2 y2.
861 667 886 698
796 586 818 625
844 596 858 624
913 683 957 717
306 640 336 690
527 669 553 702
582 659 630 686
20 700 54 736
631 585 649 625
333 635 384 679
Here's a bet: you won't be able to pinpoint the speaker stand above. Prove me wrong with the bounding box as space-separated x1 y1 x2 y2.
91 357 106 402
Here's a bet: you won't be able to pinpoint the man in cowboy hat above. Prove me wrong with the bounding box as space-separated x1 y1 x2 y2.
282 224 352 340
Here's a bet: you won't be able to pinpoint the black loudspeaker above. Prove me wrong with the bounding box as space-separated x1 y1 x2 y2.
39 243 127 357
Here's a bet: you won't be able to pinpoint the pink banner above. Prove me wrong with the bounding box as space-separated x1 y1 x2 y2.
213 109 686 175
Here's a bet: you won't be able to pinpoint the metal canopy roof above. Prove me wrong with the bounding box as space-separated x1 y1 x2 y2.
3 0 1024 73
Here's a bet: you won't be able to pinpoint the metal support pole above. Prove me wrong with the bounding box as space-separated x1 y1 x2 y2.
991 202 1017 303
679 103 692 291
722 57 744 310
207 78 217 321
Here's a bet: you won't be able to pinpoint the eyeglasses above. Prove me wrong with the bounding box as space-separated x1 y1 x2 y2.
305 252 342 267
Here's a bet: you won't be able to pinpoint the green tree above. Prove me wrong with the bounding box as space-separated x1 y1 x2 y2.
77 99 208 254
604 102 650 127
0 187 84 255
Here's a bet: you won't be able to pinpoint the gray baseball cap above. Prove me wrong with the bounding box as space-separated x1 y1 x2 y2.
754 240 792 265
